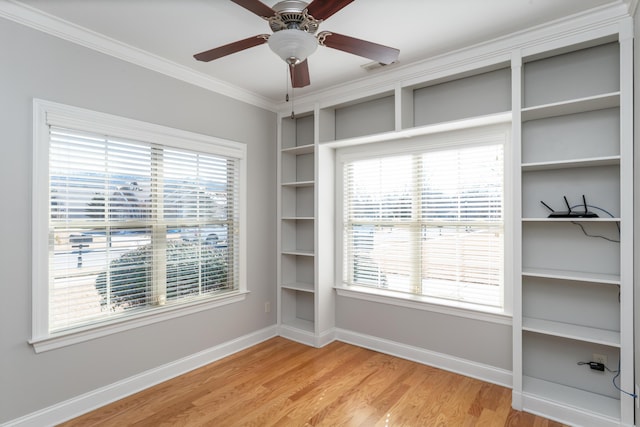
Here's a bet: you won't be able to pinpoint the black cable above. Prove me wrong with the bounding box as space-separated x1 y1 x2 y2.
571 203 621 232
576 361 637 398
570 221 620 243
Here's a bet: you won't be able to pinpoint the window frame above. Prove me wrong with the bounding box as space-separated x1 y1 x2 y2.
31 99 248 352
335 124 512 322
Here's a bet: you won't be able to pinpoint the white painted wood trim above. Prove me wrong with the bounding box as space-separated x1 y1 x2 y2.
335 286 511 326
31 292 250 353
278 3 631 112
2 326 278 427
334 328 513 389
30 99 249 351
0 1 630 114
510 48 524 410
0 1 274 111
277 324 318 347
315 327 337 348
522 393 624 427
320 112 512 149
617 17 635 426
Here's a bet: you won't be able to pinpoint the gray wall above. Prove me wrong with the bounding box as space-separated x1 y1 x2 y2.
0 18 276 423
336 297 512 370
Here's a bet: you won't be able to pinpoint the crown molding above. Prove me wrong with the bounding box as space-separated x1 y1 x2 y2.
0 0 277 112
0 0 631 115
280 2 632 112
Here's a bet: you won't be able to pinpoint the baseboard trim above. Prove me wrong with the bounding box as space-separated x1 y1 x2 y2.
5 325 515 426
334 328 513 389
315 327 336 348
277 324 317 347
2 326 278 427
522 394 622 427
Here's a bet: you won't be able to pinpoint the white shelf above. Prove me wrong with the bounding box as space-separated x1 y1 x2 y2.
522 155 620 171
320 112 512 148
281 143 314 155
281 282 315 293
522 217 620 222
281 180 315 188
522 92 620 122
522 317 620 347
522 267 620 285
282 216 315 221
523 376 621 421
281 249 314 257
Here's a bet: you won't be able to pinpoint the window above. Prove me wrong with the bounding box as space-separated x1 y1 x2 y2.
339 127 506 313
32 100 246 350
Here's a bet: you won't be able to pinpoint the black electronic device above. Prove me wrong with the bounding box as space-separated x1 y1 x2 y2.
540 195 599 218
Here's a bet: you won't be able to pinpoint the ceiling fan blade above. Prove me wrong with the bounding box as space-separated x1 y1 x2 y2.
194 35 268 62
231 0 276 18
319 31 399 65
290 59 311 88
306 0 354 20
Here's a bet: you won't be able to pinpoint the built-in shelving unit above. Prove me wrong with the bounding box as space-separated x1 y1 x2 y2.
277 110 336 347
278 114 317 340
514 37 634 426
275 11 633 426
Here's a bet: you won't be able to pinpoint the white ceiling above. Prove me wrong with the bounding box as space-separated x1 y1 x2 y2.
12 0 631 105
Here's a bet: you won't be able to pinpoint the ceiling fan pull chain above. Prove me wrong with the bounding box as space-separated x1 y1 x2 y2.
285 65 290 103
290 90 295 119
290 63 295 119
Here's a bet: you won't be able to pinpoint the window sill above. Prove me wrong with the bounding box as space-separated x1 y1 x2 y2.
30 291 249 353
335 285 511 325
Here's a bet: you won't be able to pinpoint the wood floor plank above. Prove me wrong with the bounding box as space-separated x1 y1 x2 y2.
308 358 415 426
184 341 337 425
59 337 568 427
373 364 441 426
270 353 390 425
411 368 468 425
203 342 370 426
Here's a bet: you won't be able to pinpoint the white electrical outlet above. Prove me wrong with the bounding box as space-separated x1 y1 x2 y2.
592 353 607 366
264 301 271 313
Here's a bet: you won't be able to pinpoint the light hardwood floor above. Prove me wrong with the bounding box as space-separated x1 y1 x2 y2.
60 337 566 426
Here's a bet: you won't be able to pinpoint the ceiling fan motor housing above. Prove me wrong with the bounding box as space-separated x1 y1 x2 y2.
269 1 320 33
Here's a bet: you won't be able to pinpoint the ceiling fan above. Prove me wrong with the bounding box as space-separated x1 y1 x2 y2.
194 0 400 88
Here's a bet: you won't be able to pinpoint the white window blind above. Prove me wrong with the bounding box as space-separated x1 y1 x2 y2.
47 125 240 334
343 143 504 309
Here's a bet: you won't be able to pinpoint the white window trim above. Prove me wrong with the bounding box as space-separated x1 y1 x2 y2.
335 124 513 319
31 99 248 352
334 285 512 325
29 292 249 353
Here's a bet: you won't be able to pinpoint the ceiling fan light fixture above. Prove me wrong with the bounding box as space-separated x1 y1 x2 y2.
268 29 318 65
